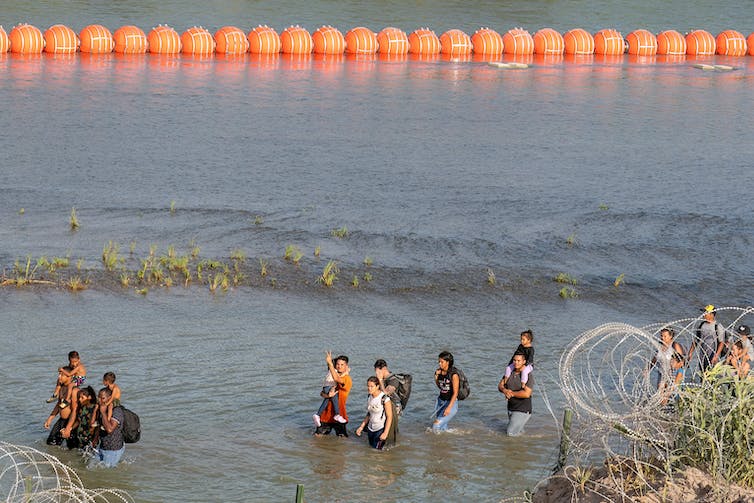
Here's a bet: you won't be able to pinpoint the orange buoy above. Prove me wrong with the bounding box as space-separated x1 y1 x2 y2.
626 29 657 56
312 25 345 54
748 33 754 56
656 30 686 55
715 30 747 56
685 30 715 55
408 28 440 55
248 25 280 54
43 24 78 54
564 28 594 55
0 26 9 52
280 26 312 55
439 29 472 56
470 28 503 55
214 26 249 54
9 24 44 54
345 26 378 54
148 25 181 54
502 28 534 55
79 24 114 53
114 25 147 54
533 28 564 55
181 26 215 55
594 29 624 55
377 27 408 55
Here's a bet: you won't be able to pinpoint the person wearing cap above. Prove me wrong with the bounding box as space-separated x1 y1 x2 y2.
687 305 727 378
735 324 753 362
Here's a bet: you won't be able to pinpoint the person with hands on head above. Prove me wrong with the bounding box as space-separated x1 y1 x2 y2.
432 351 459 433
355 376 394 449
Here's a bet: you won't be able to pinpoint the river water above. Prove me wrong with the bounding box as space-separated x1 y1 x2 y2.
1 1 753 501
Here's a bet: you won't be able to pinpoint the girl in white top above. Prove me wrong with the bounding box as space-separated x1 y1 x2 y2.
648 328 685 404
355 376 393 450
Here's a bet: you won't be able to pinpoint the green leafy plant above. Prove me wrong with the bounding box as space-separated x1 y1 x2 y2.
614 273 625 287
330 226 349 239
554 272 578 285
69 207 79 231
559 287 579 299
318 261 338 287
487 268 496 286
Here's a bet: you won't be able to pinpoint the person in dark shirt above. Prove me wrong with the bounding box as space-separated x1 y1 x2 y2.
504 330 535 384
499 351 534 436
91 387 125 468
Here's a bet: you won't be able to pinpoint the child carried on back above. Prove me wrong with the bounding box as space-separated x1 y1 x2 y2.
313 353 349 427
504 330 535 384
47 351 87 408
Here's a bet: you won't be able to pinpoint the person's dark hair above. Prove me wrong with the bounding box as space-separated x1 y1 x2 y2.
79 386 96 402
103 372 116 384
374 359 387 370
513 350 527 359
521 330 534 342
99 387 113 399
660 327 675 338
61 365 74 373
335 355 349 365
734 340 744 351
68 351 80 360
367 376 380 386
438 351 454 369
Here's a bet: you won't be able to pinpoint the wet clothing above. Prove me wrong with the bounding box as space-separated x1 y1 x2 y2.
505 370 534 414
366 392 389 432
72 375 86 387
316 374 352 436
99 406 125 451
436 371 454 400
655 343 684 387
75 403 97 448
432 398 457 432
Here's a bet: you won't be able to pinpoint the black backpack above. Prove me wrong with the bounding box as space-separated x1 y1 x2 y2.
388 373 413 413
453 367 470 400
117 405 141 443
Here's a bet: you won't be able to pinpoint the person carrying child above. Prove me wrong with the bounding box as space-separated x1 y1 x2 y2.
313 351 349 427
47 351 87 409
503 330 534 385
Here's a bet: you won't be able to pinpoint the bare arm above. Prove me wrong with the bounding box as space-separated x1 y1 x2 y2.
379 399 393 441
44 404 61 429
443 373 459 416
100 403 118 434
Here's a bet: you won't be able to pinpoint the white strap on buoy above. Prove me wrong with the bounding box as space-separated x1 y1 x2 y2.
488 61 529 69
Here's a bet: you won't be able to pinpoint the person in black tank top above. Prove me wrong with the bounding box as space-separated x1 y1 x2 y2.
432 351 460 433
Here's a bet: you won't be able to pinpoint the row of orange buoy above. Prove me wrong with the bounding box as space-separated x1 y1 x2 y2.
2 23 754 57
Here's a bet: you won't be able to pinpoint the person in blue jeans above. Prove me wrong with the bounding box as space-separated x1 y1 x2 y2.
91 387 125 468
432 351 459 433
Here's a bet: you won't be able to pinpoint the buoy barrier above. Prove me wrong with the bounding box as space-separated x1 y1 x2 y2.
43 24 78 54
686 29 715 55
716 30 747 56
0 26 9 53
438 29 472 56
181 26 214 55
79 24 113 53
148 25 181 54
534 28 564 55
408 28 440 55
114 25 147 54
563 28 594 55
503 28 534 55
749 33 754 56
470 28 503 55
10 23 44 54
312 25 344 54
594 29 624 55
280 25 312 54
656 30 686 55
214 26 248 54
345 27 378 54
626 29 657 56
248 25 280 55
377 27 409 55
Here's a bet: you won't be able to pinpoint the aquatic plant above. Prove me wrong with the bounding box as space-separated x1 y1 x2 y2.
254 215 264 225
566 233 577 247
554 272 578 285
76 259 84 271
599 203 609 211
363 272 373 282
314 246 320 257
559 287 578 299
69 207 79 230
120 274 130 288
284 245 303 265
318 261 338 287
135 287 147 295
614 273 625 288
18 208 24 215
330 226 349 239
259 259 268 277
230 248 246 262
167 244 176 259
169 200 176 214
102 242 121 271
129 241 136 255
486 268 496 286
351 275 359 287
66 276 86 291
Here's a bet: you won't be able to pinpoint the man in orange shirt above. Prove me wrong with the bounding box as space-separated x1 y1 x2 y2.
314 353 352 437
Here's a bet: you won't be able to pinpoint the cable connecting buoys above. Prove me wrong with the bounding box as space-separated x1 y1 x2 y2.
533 28 564 55
685 29 715 55
345 27 378 54
438 29 472 56
280 26 312 54
716 30 747 56
248 25 280 54
656 30 686 55
43 24 78 54
470 28 503 55
564 28 594 55
114 25 147 54
79 24 113 53
10 24 44 54
148 25 181 54
214 26 249 54
594 29 624 55
0 26 9 53
309 25 342 55
626 29 657 56
181 26 214 55
503 28 534 55
377 27 408 55
408 28 440 55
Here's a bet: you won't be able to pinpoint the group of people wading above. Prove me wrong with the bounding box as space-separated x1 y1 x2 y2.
313 330 537 450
